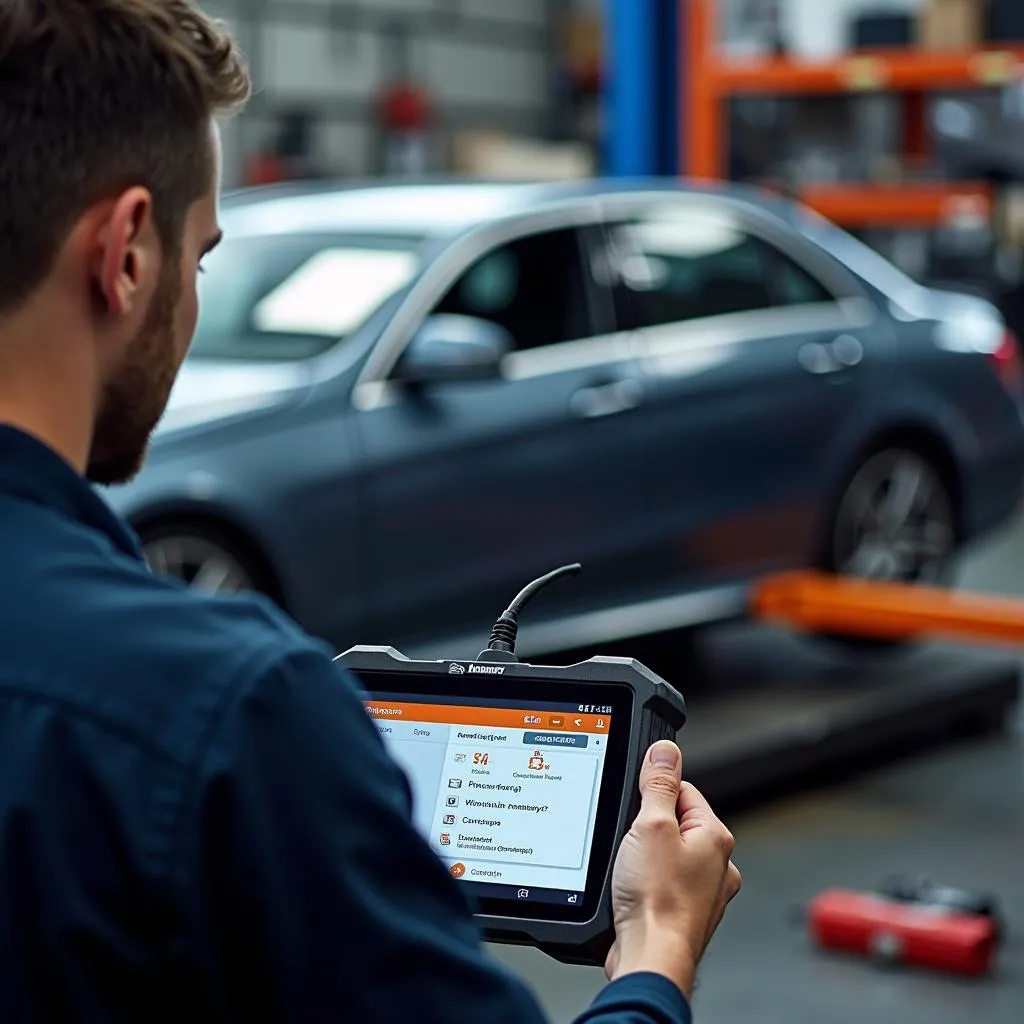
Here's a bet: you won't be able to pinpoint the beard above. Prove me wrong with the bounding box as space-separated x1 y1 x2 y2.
86 257 183 486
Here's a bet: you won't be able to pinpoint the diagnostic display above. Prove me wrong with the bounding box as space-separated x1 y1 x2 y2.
365 693 613 911
340 646 684 963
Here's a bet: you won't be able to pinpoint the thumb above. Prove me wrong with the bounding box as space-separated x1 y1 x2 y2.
636 740 683 823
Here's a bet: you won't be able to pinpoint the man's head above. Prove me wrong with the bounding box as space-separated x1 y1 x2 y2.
0 0 250 483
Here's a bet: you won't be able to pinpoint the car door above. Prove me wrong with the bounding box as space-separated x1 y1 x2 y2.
592 194 892 586
352 216 654 654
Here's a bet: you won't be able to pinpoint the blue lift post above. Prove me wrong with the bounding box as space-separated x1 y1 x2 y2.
602 0 679 177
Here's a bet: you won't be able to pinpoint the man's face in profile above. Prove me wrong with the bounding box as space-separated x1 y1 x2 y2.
87 127 222 486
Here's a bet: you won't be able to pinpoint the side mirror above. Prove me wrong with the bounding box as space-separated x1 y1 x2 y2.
394 314 513 385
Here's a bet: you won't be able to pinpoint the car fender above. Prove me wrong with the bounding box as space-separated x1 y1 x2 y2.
102 475 297 610
819 386 977 541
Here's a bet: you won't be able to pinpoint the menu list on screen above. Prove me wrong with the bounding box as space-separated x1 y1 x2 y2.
365 695 612 906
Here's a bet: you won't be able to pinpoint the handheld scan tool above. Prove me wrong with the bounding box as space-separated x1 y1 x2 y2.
336 565 687 966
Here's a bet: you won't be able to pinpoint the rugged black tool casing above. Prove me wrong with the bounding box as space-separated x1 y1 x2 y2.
336 645 687 966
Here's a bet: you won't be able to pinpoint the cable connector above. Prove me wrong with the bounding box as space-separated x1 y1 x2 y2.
476 563 582 662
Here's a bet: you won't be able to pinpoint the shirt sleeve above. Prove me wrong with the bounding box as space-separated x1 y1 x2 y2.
174 641 691 1024
578 974 692 1024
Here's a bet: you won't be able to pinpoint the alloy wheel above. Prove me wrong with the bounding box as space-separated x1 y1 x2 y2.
832 449 955 584
143 535 255 595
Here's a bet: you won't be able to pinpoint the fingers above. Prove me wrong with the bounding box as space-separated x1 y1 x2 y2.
676 780 715 821
604 941 620 982
678 781 735 857
705 862 743 947
635 741 683 824
725 861 742 903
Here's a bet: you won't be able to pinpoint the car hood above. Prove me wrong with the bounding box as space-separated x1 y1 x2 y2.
154 359 310 436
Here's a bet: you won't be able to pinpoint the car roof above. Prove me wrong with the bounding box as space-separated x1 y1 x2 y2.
218 176 804 240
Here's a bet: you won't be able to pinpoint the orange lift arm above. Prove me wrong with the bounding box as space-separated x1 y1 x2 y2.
753 570 1024 647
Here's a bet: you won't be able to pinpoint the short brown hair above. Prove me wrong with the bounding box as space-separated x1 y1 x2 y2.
0 0 251 314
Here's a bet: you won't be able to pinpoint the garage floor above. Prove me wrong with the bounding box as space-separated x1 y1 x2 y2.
487 518 1024 1023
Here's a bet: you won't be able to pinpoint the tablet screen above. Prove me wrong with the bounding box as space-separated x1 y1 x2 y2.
356 671 632 922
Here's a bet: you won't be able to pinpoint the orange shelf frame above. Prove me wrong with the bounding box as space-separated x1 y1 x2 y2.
681 0 1024 195
796 182 994 228
713 48 1024 96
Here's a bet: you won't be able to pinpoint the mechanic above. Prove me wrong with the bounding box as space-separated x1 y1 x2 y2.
0 3 741 1022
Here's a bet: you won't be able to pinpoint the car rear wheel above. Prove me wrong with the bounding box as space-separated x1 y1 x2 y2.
140 522 270 598
828 448 956 585
818 447 957 653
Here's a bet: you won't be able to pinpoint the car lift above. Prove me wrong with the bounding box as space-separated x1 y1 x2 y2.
682 571 1023 811
403 568 1022 810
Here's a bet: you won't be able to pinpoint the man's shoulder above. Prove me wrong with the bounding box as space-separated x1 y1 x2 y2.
1 523 336 771
124 580 337 768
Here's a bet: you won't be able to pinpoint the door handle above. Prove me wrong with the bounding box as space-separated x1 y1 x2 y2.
797 343 839 375
798 336 864 376
570 378 644 418
829 334 864 367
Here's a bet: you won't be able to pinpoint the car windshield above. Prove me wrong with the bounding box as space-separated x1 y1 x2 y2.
189 232 427 361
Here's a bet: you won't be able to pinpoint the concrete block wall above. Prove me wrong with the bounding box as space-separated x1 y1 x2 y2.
200 0 558 186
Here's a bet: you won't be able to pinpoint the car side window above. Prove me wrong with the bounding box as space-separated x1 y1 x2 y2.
431 227 594 350
601 211 836 332
761 242 836 307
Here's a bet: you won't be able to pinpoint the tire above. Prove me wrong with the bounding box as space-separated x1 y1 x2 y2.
138 520 277 601
818 446 958 652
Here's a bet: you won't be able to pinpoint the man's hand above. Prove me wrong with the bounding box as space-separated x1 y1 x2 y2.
605 740 741 1000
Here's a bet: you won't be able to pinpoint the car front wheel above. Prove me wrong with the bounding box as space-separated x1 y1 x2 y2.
141 525 262 596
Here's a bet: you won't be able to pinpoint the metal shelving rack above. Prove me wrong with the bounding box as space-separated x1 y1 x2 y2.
680 0 1024 228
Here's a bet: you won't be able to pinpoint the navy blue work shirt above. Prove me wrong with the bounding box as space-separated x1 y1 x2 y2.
0 424 692 1024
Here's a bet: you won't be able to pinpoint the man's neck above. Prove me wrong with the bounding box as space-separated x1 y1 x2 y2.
0 404 91 476
0 313 98 477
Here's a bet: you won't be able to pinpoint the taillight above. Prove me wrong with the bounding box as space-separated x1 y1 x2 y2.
987 329 1024 394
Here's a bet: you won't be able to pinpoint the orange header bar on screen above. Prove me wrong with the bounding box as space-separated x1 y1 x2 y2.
364 701 611 732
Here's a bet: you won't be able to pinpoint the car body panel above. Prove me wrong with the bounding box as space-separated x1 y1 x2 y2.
101 178 1024 655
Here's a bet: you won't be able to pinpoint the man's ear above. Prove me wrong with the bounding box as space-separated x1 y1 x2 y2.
93 187 158 318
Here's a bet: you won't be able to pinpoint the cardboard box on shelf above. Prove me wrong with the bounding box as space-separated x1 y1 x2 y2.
996 186 1024 248
867 155 907 183
452 132 594 182
917 0 984 51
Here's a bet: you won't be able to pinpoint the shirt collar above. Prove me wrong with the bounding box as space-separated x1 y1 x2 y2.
0 425 144 561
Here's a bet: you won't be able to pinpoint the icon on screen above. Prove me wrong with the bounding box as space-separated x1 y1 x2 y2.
454 753 467 763
450 863 466 878
443 813 456 825
446 795 459 807
517 889 530 899
550 716 564 727
439 833 451 846
567 894 578 904
448 779 462 789
596 719 606 729
528 751 548 771
573 718 583 727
